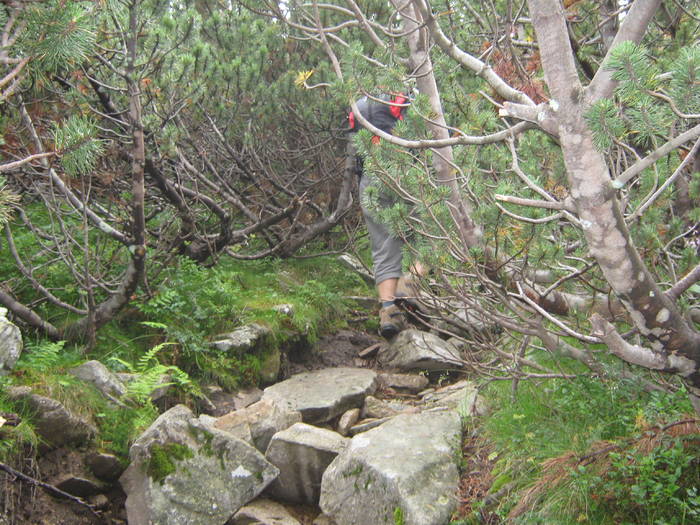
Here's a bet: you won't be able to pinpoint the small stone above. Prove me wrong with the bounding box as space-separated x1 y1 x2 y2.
336 408 360 437
272 304 295 317
378 372 429 394
89 494 110 510
54 476 106 498
363 396 401 419
86 452 124 482
212 323 272 353
229 498 301 525
312 515 337 525
348 417 391 436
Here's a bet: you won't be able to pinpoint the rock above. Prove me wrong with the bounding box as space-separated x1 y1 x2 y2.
86 452 125 482
261 368 377 424
348 417 391 436
6 387 95 449
357 343 381 359
272 304 295 317
69 360 127 400
378 329 463 372
233 387 264 410
337 408 360 437
320 411 462 525
215 399 302 453
362 396 414 419
212 323 272 353
337 253 374 285
423 380 488 417
259 347 282 385
378 372 429 394
89 494 110 510
0 308 22 375
120 405 278 525
54 475 106 498
265 423 348 504
312 515 337 525
229 498 301 525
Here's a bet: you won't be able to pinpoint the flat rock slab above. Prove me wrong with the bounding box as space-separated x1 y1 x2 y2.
261 368 377 424
378 329 463 372
377 372 429 394
212 323 272 353
266 422 348 504
320 411 462 525
423 380 488 417
69 360 127 399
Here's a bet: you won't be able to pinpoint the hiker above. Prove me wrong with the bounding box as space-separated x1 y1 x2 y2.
348 92 424 339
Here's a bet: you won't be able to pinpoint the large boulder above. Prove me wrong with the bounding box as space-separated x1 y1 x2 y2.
215 399 302 453
0 308 22 375
120 405 278 525
261 368 377 424
6 386 96 449
69 360 127 400
265 423 348 504
320 411 462 525
378 329 463 372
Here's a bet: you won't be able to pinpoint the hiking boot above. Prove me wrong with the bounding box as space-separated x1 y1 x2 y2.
394 273 422 312
379 304 407 340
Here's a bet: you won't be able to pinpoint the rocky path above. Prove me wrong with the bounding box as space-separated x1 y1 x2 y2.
2 324 486 525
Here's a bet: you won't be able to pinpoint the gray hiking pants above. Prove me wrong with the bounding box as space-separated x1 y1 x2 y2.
359 174 404 285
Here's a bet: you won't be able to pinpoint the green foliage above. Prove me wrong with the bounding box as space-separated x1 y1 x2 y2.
53 116 105 177
146 442 194 484
483 371 697 523
15 340 67 373
16 0 96 76
0 177 20 226
668 47 700 115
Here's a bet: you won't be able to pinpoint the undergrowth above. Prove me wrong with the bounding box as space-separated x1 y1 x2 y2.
477 369 699 525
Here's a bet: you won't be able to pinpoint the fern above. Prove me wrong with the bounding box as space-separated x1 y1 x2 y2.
17 340 65 372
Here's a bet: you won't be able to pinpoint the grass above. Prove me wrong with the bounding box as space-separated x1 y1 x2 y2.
477 364 699 524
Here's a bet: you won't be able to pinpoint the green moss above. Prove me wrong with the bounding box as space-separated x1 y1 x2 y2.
146 442 194 483
393 506 405 525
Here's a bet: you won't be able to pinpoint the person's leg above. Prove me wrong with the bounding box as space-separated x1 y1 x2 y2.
360 175 406 338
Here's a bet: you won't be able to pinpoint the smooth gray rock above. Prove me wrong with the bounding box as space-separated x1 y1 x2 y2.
120 405 278 525
337 408 361 437
229 498 301 525
262 368 377 424
362 396 417 419
86 452 124 482
320 411 462 525
265 423 348 504
423 380 488 417
215 399 302 453
377 372 429 394
0 308 22 375
69 360 127 399
6 387 96 449
212 323 272 353
378 329 463 372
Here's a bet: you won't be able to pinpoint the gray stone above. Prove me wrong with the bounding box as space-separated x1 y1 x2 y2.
348 418 391 436
320 411 462 525
215 399 302 453
378 329 463 372
423 380 488 417
54 475 106 498
0 308 22 375
262 368 377 424
265 423 348 504
336 408 360 437
6 387 96 449
120 405 278 525
312 515 337 525
69 360 127 400
212 323 272 353
229 498 301 525
86 452 124 482
362 396 416 419
378 372 429 394
233 387 264 410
